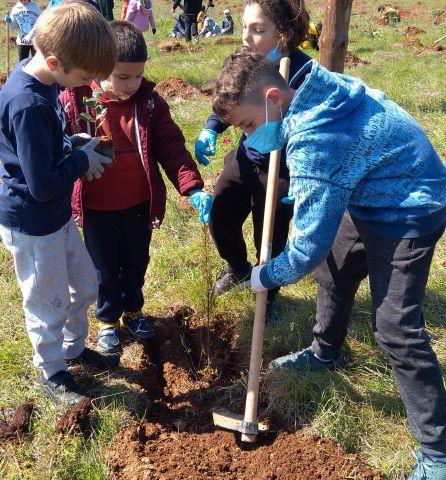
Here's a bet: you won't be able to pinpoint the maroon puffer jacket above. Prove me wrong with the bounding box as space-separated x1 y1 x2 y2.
59 78 204 229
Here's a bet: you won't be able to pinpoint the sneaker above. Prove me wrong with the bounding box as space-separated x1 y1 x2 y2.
409 451 446 480
265 300 282 326
120 311 155 340
269 346 344 373
214 266 252 295
97 325 121 354
40 370 86 405
67 346 120 371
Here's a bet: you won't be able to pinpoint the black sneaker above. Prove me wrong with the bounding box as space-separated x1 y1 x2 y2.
66 347 120 372
265 300 282 326
40 370 86 405
214 266 252 295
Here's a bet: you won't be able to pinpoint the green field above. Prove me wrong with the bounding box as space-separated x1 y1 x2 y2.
0 0 446 478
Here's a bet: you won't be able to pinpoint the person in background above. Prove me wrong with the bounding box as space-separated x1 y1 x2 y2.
300 21 321 50
171 12 186 37
172 0 202 41
125 0 156 34
4 0 41 62
98 0 114 21
221 8 234 34
199 14 221 37
197 5 206 31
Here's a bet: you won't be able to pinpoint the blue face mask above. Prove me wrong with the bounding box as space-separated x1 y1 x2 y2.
244 99 284 155
266 44 282 63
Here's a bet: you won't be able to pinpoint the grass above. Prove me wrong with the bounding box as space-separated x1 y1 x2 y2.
0 0 446 478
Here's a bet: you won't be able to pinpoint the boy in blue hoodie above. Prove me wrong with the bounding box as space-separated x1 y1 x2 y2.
212 48 446 479
0 1 119 405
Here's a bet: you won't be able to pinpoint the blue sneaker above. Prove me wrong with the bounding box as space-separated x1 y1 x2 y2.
409 452 446 479
269 346 344 373
120 311 155 340
97 325 121 354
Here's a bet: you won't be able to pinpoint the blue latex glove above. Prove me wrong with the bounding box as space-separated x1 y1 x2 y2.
4 15 12 23
281 196 294 205
194 129 217 166
189 190 213 224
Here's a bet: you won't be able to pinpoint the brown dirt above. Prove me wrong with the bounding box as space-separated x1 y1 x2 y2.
160 40 187 53
415 44 446 55
0 400 34 441
155 77 213 100
55 397 93 435
404 25 426 36
214 37 239 45
345 51 371 68
0 72 8 88
107 305 382 479
94 135 114 159
108 422 382 480
402 37 424 47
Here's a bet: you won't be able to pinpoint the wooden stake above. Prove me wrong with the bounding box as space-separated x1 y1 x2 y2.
319 0 353 73
6 21 10 78
241 57 290 443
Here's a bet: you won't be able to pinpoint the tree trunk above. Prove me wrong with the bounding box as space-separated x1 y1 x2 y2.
319 0 353 73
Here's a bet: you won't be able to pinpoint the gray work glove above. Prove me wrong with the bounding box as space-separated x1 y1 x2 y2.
79 138 112 181
70 132 91 149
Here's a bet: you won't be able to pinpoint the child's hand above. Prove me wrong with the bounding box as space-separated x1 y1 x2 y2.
80 138 113 181
251 265 268 293
189 190 213 224
194 129 217 166
4 15 12 23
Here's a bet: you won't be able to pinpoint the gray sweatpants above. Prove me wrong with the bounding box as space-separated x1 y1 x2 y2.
0 219 97 379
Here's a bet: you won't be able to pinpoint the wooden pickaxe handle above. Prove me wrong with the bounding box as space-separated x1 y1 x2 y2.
241 57 291 443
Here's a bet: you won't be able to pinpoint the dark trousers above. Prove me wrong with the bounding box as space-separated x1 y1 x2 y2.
313 212 446 457
209 149 293 300
83 201 152 324
18 45 35 62
184 14 198 41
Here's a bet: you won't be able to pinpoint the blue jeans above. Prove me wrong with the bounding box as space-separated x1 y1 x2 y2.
313 212 446 457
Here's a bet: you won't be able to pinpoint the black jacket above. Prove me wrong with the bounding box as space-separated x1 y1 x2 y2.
172 0 202 15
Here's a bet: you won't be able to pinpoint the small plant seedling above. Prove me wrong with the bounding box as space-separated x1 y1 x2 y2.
77 88 114 160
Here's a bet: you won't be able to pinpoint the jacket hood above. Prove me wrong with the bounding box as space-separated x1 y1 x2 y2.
281 59 368 142
93 77 156 106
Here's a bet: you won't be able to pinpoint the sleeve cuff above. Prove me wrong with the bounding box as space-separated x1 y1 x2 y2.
259 265 280 289
205 114 229 134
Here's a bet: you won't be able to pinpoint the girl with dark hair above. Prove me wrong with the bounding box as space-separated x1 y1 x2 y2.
194 0 311 324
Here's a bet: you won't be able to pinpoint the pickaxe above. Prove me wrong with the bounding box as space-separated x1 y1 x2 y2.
213 56 291 442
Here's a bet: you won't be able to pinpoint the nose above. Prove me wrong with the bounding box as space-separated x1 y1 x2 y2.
242 29 251 47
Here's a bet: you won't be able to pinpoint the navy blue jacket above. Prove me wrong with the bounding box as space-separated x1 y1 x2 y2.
206 49 311 168
0 61 89 236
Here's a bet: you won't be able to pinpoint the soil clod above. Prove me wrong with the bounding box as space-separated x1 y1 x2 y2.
55 397 93 435
345 51 371 67
0 400 34 441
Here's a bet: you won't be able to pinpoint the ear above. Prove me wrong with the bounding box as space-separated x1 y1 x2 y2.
264 87 285 108
46 55 61 72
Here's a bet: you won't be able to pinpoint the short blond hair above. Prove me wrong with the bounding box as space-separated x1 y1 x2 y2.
33 1 117 79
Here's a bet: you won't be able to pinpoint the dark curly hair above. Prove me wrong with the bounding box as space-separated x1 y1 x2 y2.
245 0 310 52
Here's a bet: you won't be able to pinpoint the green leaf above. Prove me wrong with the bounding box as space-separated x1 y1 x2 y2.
92 88 104 98
82 97 97 107
78 112 95 123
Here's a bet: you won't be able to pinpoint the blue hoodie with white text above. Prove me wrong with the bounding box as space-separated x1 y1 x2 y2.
260 60 446 289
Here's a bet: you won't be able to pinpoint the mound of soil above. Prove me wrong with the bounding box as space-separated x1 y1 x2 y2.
108 422 382 480
156 77 213 100
0 400 34 441
107 305 381 479
156 77 201 100
55 397 93 435
404 25 426 35
160 40 186 53
402 37 424 47
345 51 371 68
415 44 446 55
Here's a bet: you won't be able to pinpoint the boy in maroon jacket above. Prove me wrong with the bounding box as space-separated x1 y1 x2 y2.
60 21 212 353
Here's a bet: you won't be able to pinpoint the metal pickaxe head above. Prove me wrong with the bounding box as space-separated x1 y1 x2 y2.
212 408 268 438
